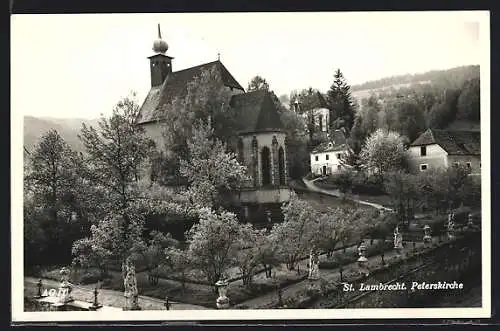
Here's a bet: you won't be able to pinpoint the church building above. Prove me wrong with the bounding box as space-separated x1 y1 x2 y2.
136 25 291 222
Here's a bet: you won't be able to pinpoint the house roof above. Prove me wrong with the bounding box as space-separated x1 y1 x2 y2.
230 89 285 134
410 128 481 155
311 129 348 153
137 60 244 124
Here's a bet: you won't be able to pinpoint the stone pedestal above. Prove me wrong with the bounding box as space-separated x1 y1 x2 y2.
215 279 230 309
91 285 102 310
58 267 73 304
123 259 141 311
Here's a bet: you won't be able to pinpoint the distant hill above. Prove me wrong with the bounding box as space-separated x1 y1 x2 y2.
23 116 100 153
351 65 479 107
351 65 479 92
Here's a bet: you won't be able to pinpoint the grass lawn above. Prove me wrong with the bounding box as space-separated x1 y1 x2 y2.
296 191 373 212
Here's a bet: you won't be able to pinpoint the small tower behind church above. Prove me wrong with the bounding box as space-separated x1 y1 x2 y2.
148 24 174 87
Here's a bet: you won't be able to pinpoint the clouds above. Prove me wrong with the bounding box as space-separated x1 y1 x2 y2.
11 12 486 119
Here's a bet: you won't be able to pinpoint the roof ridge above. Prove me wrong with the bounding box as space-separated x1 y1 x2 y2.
172 60 219 74
428 128 436 142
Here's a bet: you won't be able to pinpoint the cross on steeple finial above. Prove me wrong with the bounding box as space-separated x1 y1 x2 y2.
217 52 220 61
157 23 162 39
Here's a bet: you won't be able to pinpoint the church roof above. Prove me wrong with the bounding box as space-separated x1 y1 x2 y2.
410 128 481 155
137 60 244 124
230 89 285 134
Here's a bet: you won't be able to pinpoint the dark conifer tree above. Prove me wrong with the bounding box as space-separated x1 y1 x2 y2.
326 69 355 132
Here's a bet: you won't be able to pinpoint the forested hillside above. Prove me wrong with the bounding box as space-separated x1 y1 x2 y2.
351 65 479 92
349 65 480 147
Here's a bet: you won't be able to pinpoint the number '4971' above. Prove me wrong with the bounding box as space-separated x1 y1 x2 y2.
42 288 69 297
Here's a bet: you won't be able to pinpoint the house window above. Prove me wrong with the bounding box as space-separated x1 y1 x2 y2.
420 146 427 156
336 153 341 159
326 154 329 160
315 155 319 161
466 162 471 168
453 162 459 167
337 165 341 170
420 164 428 171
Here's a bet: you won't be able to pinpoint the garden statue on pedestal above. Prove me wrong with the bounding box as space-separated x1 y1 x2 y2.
215 279 230 309
423 225 432 244
467 213 474 228
447 213 455 240
357 242 369 276
58 267 73 304
123 258 141 310
393 226 403 253
308 248 320 280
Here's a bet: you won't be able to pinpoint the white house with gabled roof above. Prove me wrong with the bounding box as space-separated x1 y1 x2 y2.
310 129 349 176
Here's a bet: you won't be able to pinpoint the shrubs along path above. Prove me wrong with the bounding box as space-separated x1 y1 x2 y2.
234 238 436 309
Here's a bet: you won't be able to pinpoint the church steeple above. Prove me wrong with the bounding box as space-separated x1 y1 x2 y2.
148 24 174 87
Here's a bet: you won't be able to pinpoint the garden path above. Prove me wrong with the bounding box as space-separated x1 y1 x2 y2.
24 277 208 310
234 238 434 308
302 177 393 212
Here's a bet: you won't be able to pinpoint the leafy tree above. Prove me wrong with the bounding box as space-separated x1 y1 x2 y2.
247 75 270 92
358 95 381 137
418 165 472 214
456 77 480 122
337 208 359 251
335 170 353 197
185 208 242 288
360 129 409 179
339 116 365 171
179 120 248 210
23 194 48 271
384 171 419 226
71 236 113 278
78 95 155 213
164 247 191 291
142 230 178 285
326 69 355 132
234 224 264 287
313 208 351 258
385 97 427 143
270 192 317 271
277 103 309 179
427 89 461 129
24 129 86 265
254 229 280 279
75 94 156 309
157 67 236 182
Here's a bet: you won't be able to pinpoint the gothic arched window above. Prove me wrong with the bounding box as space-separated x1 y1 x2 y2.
237 138 244 163
261 146 271 186
278 146 286 185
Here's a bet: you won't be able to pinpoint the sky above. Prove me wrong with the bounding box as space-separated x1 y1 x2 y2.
11 11 487 119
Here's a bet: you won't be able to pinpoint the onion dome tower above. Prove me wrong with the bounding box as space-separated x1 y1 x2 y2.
148 24 174 87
